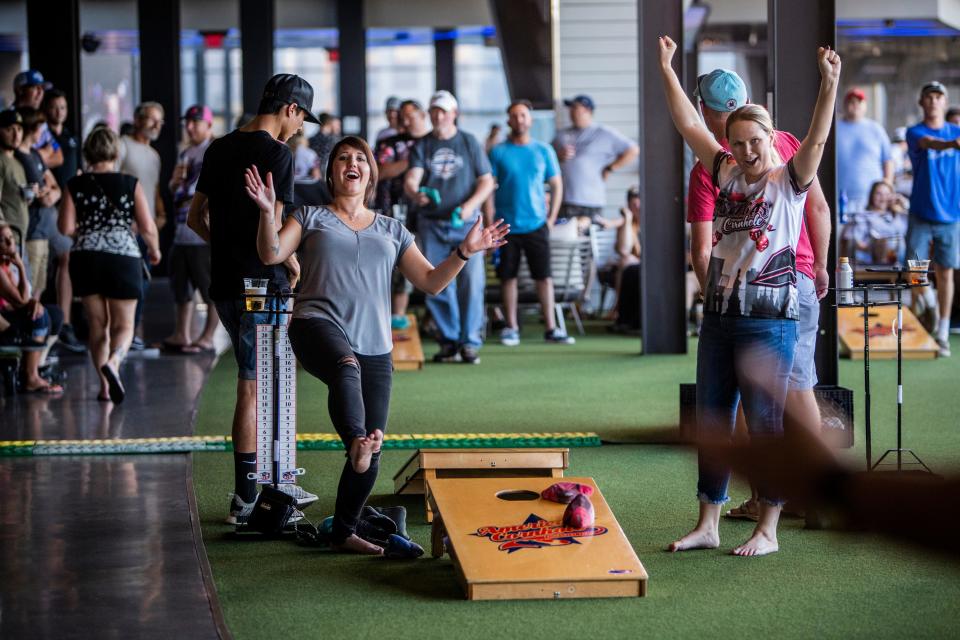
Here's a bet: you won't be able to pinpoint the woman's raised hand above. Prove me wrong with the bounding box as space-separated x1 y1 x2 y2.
244 165 276 214
657 35 678 69
817 46 841 83
463 217 509 256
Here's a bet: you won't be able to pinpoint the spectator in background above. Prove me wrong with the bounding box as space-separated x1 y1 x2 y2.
486 99 573 346
0 222 63 395
287 133 321 181
552 94 638 225
836 88 893 213
602 185 642 326
308 112 341 178
119 101 165 351
57 126 161 403
42 89 84 352
0 110 31 251
160 104 219 355
840 180 908 267
889 126 913 198
15 107 61 304
374 96 401 142
905 81 960 357
947 107 960 126
11 70 62 170
404 90 495 364
376 99 431 330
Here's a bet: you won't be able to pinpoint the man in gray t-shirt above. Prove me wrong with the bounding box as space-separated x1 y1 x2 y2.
405 90 494 364
551 94 638 222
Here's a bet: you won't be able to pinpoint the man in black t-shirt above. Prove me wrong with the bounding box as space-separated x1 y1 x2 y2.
42 89 84 352
188 74 321 523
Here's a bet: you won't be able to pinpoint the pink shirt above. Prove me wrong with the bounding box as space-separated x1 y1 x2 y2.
688 131 815 279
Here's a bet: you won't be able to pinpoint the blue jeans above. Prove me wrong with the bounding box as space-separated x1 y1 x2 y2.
696 314 797 505
214 298 288 380
419 219 485 349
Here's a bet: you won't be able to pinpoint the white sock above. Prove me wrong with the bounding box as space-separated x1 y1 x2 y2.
938 318 951 342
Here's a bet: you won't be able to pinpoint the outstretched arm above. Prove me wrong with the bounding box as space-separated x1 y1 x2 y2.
792 47 841 187
657 36 723 170
244 166 302 265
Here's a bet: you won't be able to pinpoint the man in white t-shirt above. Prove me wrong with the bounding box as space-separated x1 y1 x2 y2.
118 101 165 349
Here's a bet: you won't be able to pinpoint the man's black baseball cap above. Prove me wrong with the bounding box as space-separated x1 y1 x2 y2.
259 74 321 124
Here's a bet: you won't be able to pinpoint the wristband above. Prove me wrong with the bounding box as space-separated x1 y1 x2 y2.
455 246 470 261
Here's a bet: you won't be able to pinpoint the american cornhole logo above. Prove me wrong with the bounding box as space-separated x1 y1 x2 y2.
474 513 608 553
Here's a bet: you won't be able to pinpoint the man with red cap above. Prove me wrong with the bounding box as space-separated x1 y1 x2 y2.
836 87 893 214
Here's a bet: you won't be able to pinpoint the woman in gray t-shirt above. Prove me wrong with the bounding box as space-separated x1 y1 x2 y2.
245 136 507 555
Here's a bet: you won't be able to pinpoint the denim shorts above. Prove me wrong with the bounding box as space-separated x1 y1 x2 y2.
214 298 288 380
789 273 820 391
906 218 960 269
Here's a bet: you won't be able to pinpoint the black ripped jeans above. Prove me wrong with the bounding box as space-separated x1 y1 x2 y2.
288 317 393 544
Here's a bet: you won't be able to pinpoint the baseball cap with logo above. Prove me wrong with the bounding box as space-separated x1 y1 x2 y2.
14 70 53 91
182 104 213 124
385 96 401 111
0 109 23 128
695 69 747 113
563 95 595 111
920 81 948 99
258 74 321 124
429 90 458 112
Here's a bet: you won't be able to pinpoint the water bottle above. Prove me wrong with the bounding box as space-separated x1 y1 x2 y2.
837 256 854 305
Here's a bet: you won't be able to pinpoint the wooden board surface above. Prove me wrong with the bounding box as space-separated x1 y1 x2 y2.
428 476 646 600
392 314 424 371
838 306 939 360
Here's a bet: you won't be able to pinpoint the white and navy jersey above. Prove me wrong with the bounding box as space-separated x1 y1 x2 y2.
703 151 810 320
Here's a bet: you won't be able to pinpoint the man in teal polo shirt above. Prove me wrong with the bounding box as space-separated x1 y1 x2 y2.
486 99 574 346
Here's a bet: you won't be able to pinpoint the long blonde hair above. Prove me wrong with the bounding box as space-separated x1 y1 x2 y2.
725 104 782 166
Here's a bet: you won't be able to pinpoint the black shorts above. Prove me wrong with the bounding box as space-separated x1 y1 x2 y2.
497 224 552 281
69 251 143 300
169 244 212 304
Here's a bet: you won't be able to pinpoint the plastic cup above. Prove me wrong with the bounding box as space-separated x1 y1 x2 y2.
907 259 930 286
244 277 269 311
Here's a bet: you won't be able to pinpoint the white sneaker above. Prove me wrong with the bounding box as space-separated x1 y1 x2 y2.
937 336 951 357
499 327 520 346
225 493 256 525
276 483 319 508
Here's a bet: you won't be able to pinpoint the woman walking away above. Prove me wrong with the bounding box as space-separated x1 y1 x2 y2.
657 35 840 556
58 126 161 403
245 136 508 554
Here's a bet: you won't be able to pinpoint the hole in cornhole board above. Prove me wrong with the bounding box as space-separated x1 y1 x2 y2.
495 490 540 501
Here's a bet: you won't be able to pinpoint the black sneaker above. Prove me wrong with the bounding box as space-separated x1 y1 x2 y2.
459 345 481 364
58 324 86 353
544 328 575 344
432 342 462 363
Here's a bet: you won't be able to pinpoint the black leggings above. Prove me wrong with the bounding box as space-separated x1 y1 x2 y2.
288 317 393 544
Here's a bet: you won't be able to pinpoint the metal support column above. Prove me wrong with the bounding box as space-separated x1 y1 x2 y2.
638 0 687 354
768 0 838 385
337 0 367 140
137 0 180 237
27 0 81 135
435 28 456 94
240 0 275 117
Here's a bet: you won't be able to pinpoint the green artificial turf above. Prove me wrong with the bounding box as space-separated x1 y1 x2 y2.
193 322 960 639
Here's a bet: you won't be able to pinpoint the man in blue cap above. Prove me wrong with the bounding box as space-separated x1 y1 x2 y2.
686 68 831 525
12 70 62 169
552 94 638 224
187 74 320 524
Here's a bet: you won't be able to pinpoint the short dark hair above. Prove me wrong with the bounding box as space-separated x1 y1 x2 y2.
325 135 378 206
42 89 66 109
399 100 424 112
317 112 338 127
507 99 533 114
16 106 45 134
83 126 120 164
947 107 960 121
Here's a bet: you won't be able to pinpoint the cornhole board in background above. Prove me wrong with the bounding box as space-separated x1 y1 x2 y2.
838 306 939 360
428 476 647 600
393 448 569 522
392 314 424 371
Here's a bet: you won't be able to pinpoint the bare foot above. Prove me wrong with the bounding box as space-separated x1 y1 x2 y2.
349 434 379 473
331 534 384 555
667 527 720 552
369 429 384 453
732 529 779 557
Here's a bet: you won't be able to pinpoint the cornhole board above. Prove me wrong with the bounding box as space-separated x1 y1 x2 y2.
392 314 424 371
838 306 939 360
428 476 647 600
393 448 569 522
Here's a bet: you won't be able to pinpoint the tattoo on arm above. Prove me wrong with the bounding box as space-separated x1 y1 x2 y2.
271 232 280 256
